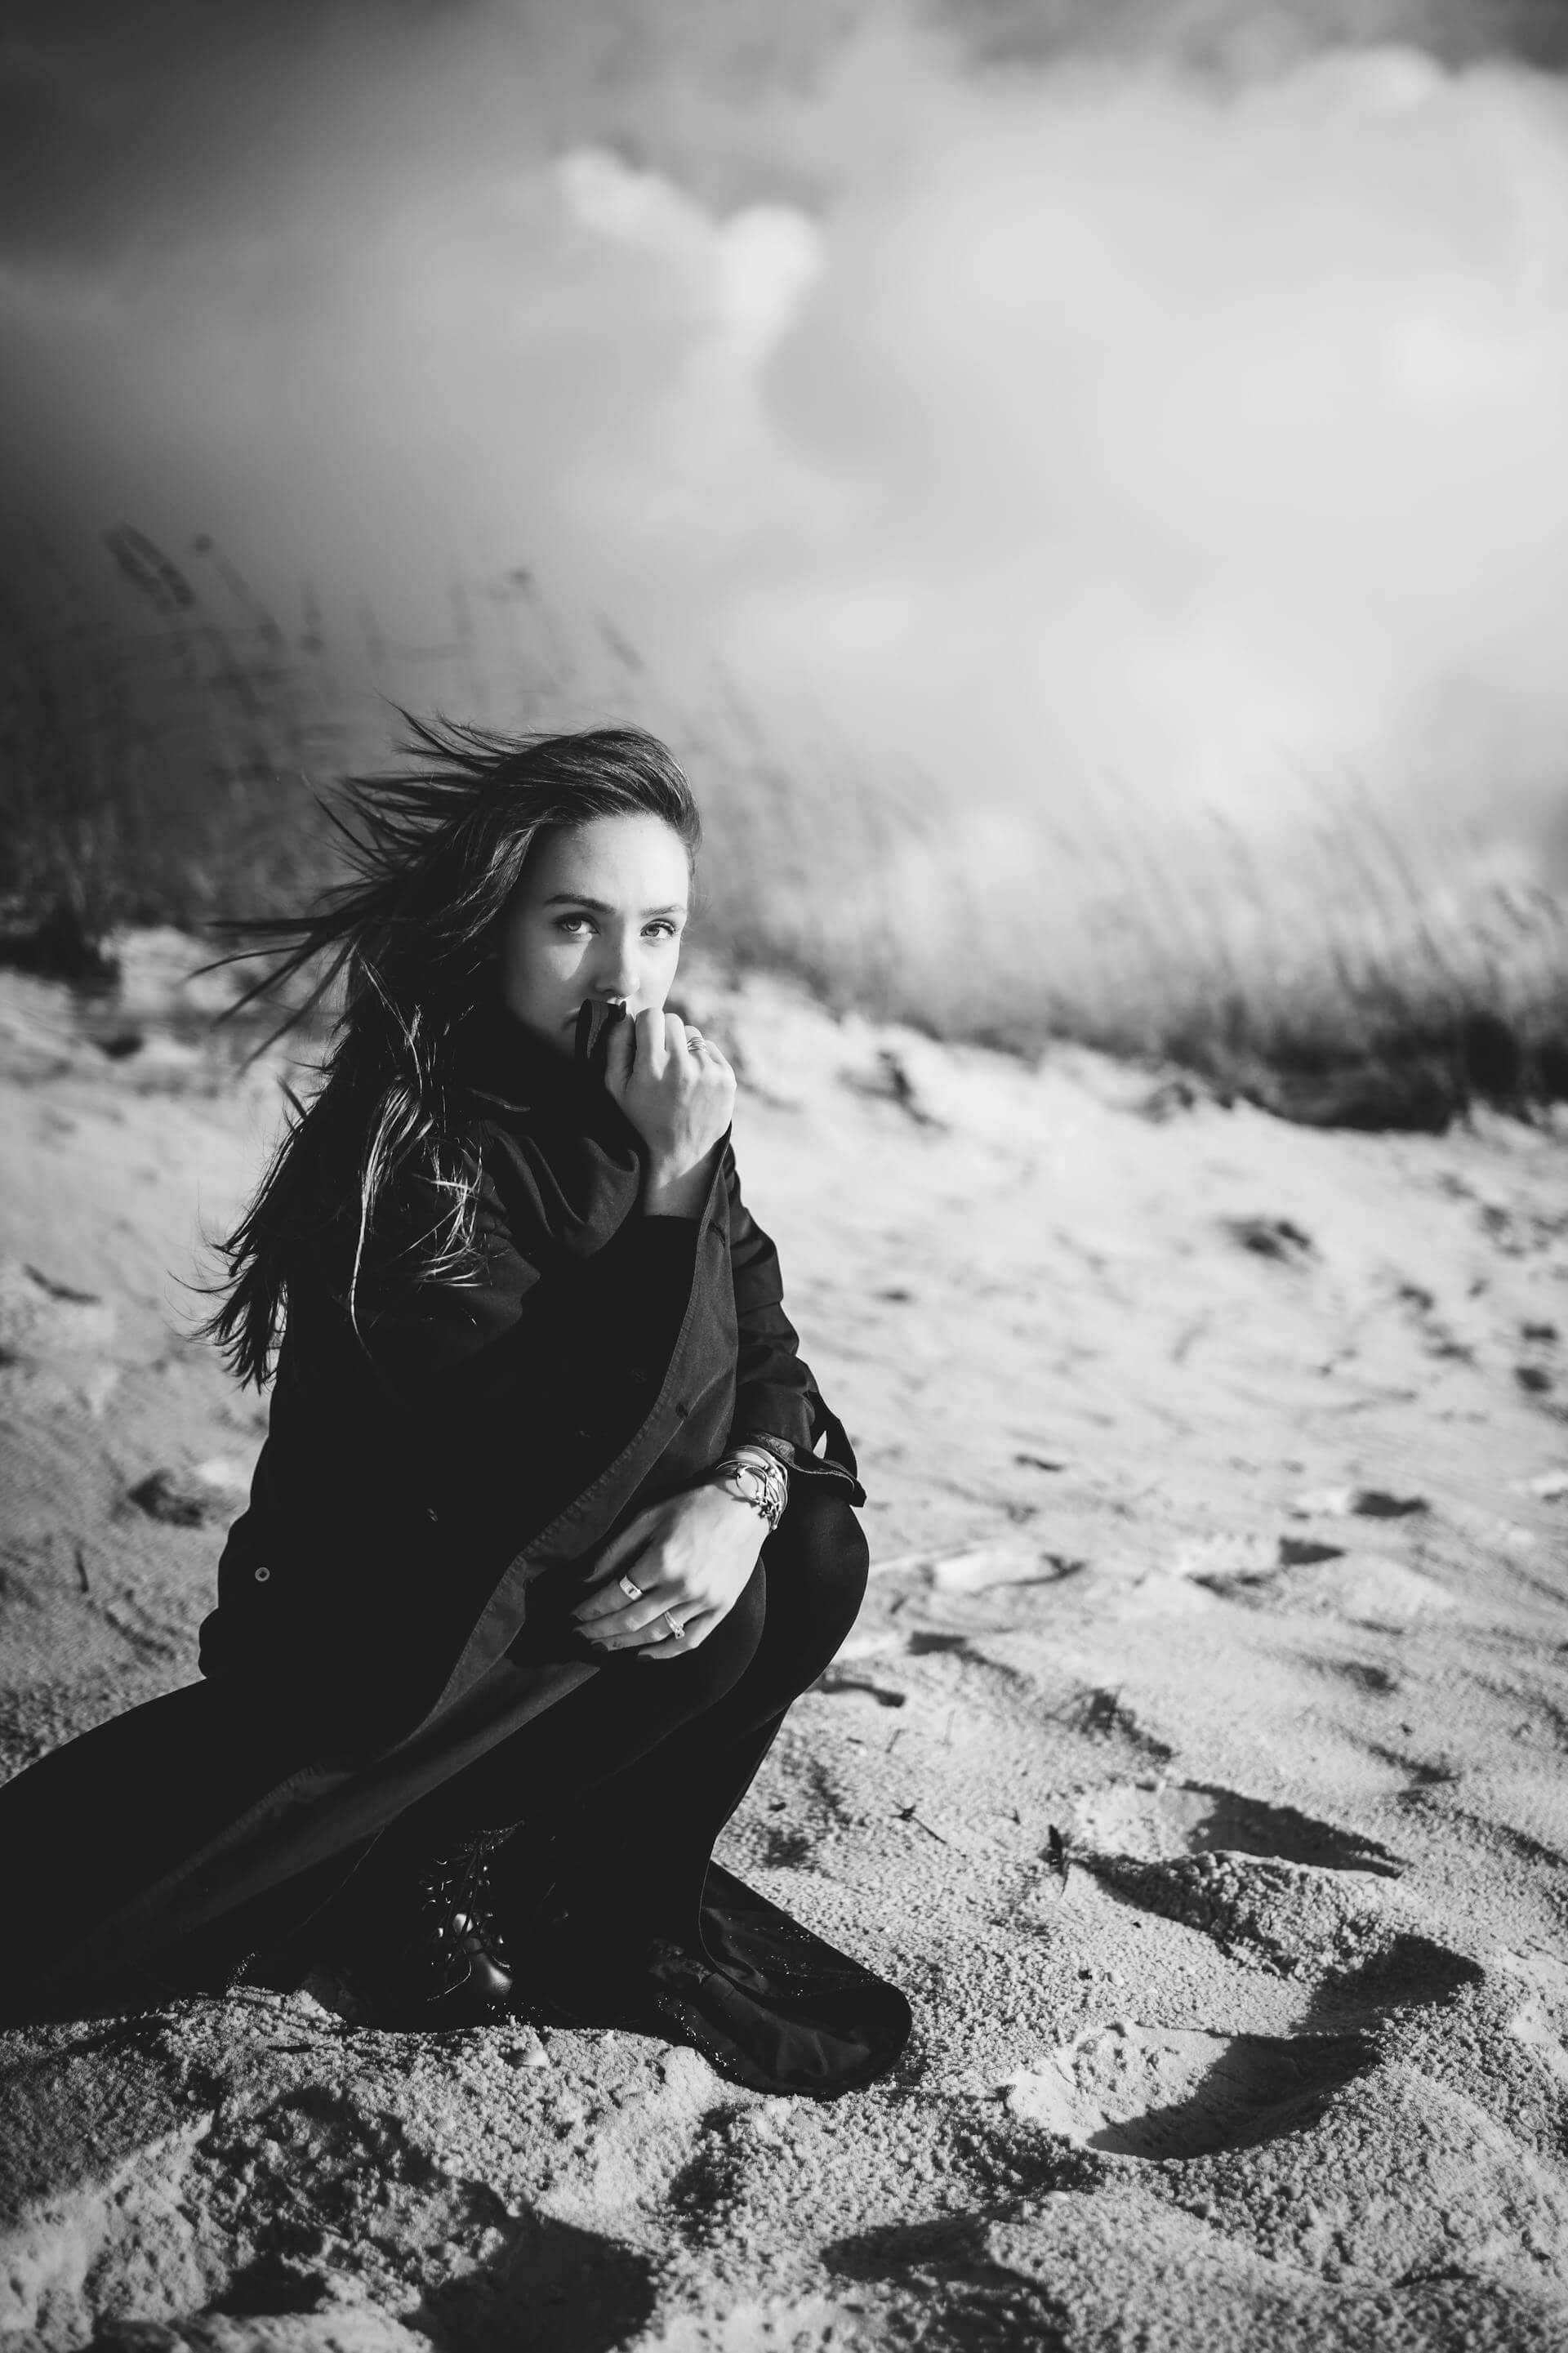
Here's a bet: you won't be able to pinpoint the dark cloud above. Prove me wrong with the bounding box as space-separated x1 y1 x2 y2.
7 0 1566 274
0 3 369 260
943 0 1568 72
0 1 876 269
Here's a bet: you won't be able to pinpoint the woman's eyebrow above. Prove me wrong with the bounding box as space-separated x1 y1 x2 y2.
542 893 687 916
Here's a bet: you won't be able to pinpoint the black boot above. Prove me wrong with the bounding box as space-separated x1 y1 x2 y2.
344 1829 515 2031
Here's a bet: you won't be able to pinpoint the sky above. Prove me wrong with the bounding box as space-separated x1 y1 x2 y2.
4 0 1568 862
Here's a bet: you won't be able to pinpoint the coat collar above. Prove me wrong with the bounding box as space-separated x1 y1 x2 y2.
452 996 648 1166
453 996 585 1112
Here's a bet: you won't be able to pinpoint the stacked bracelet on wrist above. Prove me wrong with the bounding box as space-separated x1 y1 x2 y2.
706 1444 789 1532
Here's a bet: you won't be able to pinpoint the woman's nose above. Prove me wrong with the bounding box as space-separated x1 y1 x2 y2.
597 934 640 1000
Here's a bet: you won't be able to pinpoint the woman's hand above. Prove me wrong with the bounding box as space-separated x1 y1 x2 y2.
572 1483 766 1660
604 1010 736 1219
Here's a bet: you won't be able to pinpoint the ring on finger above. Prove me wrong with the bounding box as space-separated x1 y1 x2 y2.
662 1609 688 1641
617 1574 644 1602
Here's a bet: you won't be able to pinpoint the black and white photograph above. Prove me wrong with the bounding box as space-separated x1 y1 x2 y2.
2 4 1567 2347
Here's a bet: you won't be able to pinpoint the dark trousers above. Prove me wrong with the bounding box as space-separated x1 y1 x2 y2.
394 1480 870 1942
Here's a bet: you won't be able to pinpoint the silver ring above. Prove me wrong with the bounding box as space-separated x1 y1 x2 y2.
662 1610 688 1641
617 1574 644 1602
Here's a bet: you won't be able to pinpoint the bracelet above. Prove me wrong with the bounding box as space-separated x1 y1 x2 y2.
706 1446 789 1533
738 1431 797 1469
728 1440 792 1494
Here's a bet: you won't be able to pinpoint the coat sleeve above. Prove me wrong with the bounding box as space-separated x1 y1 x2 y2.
723 1147 823 1462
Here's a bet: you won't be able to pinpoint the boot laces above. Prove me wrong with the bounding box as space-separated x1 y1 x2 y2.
418 1830 511 1963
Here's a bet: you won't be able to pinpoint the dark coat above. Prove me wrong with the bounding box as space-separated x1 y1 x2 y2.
0 1006 862 2000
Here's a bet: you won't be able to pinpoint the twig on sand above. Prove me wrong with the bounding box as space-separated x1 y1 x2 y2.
1171 1313 1210 1364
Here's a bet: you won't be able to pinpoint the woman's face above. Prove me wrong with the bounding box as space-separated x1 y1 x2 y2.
497 813 692 1055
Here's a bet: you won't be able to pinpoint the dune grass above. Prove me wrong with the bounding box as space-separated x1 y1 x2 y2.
0 537 343 978
670 680 1568 1129
2 533 1564 1133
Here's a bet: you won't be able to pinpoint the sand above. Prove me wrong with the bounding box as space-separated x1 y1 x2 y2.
2 932 1566 2352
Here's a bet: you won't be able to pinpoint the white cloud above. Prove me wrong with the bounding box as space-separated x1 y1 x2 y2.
577 35 1568 838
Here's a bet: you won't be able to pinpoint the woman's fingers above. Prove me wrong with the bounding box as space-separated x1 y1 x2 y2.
601 1010 636 1092
670 1018 734 1083
577 1588 678 1646
605 1006 666 1103
600 1004 734 1091
634 1005 666 1072
572 1568 647 1628
578 1569 734 1651
572 1547 657 1624
573 1507 670 1615
635 1603 725 1660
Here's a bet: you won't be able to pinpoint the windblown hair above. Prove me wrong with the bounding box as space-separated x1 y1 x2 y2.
202 719 701 1388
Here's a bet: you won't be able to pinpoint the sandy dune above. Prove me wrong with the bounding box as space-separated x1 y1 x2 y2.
2 934 1567 2351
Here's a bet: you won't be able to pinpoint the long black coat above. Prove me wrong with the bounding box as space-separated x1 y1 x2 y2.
0 1005 862 1999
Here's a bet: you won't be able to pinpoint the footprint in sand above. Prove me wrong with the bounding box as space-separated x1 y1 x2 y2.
1076 1783 1405 1978
1073 1783 1401 1874
979 2190 1568 2349
1091 1850 1397 1979
1000 2019 1370 2159
1190 1540 1462 1630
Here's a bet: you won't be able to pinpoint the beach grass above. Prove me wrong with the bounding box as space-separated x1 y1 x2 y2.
2 535 1564 1132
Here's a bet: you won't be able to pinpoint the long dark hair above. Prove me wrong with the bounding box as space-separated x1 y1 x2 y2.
202 719 702 1388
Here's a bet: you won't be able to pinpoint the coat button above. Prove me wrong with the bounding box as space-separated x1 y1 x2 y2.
253 1565 271 1584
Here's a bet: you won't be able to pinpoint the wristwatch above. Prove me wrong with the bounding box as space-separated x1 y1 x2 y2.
707 1446 789 1532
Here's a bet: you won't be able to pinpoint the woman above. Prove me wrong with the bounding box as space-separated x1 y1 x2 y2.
0 723 911 2098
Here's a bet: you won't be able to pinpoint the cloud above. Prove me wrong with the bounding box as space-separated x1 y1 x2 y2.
544 150 833 569
3 0 1568 861
549 30 1568 842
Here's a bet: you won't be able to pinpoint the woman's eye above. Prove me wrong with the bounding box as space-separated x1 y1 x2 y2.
644 920 680 940
554 914 595 936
